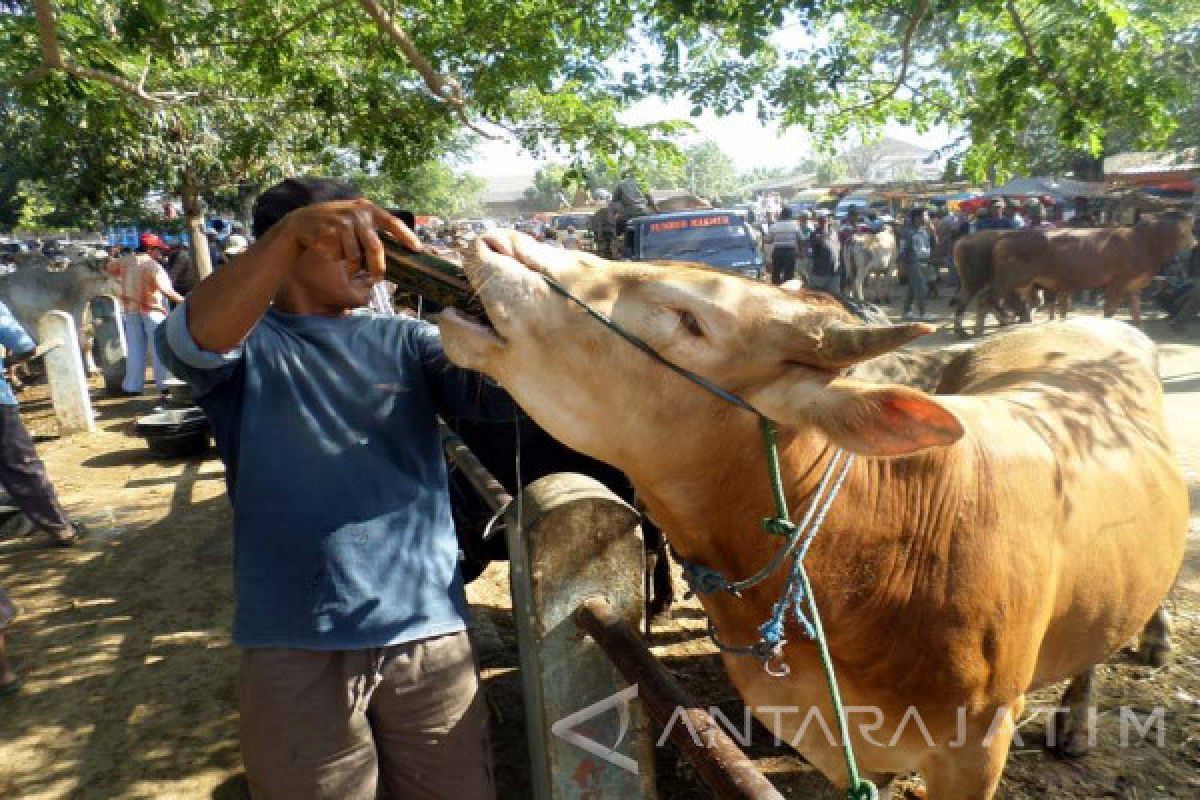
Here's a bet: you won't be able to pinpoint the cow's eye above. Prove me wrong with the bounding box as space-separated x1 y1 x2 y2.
679 310 704 337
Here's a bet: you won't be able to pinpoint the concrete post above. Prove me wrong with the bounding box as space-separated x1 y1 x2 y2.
89 295 126 394
506 473 656 800
38 311 95 434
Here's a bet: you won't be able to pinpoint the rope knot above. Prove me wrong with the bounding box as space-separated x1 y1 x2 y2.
761 516 796 537
846 781 879 800
680 562 728 596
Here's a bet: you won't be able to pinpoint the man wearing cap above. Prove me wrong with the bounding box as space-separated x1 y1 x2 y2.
976 198 1018 230
156 177 506 800
106 233 184 403
224 222 250 261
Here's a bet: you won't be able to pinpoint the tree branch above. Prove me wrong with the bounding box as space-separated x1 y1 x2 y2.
829 0 930 118
13 0 178 106
202 0 345 50
1004 0 1071 94
355 0 501 139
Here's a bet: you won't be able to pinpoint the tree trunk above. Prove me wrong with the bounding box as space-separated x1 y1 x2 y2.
237 182 258 232
182 172 213 280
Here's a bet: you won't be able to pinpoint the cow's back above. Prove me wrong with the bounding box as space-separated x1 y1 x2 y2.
0 263 109 336
938 318 1186 686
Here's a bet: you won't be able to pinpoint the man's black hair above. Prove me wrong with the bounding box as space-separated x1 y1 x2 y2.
780 207 793 220
252 177 364 239
388 208 416 230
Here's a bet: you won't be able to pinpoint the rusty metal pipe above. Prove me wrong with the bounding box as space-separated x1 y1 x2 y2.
438 422 513 514
573 596 786 800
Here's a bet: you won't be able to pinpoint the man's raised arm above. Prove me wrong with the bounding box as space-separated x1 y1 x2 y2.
185 199 418 352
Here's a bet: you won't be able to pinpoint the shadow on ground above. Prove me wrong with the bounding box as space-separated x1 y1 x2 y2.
0 456 238 799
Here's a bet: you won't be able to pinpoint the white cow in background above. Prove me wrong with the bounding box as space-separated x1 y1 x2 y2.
844 227 897 304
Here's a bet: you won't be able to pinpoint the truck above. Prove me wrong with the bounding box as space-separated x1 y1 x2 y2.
626 209 764 280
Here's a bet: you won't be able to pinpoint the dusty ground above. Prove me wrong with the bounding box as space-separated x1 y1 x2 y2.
0 298 1197 800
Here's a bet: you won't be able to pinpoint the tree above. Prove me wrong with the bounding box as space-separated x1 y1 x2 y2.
521 167 564 213
381 162 486 218
2 0 1197 219
680 141 739 200
641 1 1198 181
0 0 683 267
798 155 849 186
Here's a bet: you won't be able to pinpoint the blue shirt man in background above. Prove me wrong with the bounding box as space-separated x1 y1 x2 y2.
975 198 1019 231
0 300 79 700
0 302 78 547
157 178 506 800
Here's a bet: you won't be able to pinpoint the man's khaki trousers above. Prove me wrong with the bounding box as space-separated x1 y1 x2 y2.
239 631 494 800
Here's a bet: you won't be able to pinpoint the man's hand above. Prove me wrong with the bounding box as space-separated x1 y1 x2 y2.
185 197 421 354
280 199 421 282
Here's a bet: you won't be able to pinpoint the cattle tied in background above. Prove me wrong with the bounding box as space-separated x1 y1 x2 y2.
436 231 1188 800
0 253 116 377
953 212 1196 336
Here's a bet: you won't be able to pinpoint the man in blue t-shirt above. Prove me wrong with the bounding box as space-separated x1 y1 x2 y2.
156 178 506 800
0 301 78 547
0 300 79 699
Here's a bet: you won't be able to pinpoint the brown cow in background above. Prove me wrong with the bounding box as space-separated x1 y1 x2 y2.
952 229 1020 337
952 213 1194 336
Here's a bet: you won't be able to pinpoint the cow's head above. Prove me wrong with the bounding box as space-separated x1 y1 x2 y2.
1138 211 1196 259
438 231 963 466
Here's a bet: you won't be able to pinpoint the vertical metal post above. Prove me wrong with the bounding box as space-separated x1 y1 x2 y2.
38 311 95 434
506 473 657 799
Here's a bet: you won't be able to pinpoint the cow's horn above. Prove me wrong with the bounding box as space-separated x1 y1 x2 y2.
814 322 935 368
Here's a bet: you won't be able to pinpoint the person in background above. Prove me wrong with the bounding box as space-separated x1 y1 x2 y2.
543 227 564 248
0 300 80 548
765 207 801 285
1026 201 1055 229
562 226 581 250
934 208 965 291
205 229 227 271
795 209 814 283
156 177 509 800
900 208 933 320
224 222 251 261
1168 238 1200 332
106 233 184 404
167 243 198 296
808 213 840 292
1 586 17 696
977 198 1018 230
1004 203 1026 228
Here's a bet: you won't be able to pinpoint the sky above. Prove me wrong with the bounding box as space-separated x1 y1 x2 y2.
466 21 957 184
465 94 955 183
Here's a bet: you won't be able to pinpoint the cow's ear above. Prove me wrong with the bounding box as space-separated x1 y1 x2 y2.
749 377 964 457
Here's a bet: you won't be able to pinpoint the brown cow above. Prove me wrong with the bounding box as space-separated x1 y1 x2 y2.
992 213 1194 326
951 230 1024 338
438 232 1187 799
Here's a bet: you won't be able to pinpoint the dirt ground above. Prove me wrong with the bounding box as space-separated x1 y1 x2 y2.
1 298 1198 800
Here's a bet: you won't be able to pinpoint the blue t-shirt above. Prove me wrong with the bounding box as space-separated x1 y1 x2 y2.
0 301 36 406
157 303 514 649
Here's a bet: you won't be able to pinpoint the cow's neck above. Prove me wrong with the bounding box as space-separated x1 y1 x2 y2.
628 408 853 598
628 405 970 669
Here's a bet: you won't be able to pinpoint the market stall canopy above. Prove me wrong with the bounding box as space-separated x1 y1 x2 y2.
740 171 815 194
790 187 836 204
986 176 1108 199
